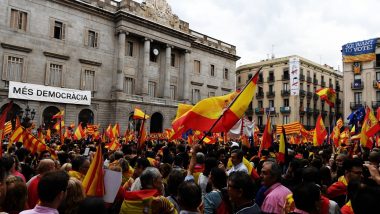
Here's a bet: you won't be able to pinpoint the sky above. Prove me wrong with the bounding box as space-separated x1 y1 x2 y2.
132 0 380 71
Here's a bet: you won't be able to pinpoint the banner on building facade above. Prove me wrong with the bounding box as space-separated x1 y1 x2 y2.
342 38 378 63
8 81 91 105
289 57 300 96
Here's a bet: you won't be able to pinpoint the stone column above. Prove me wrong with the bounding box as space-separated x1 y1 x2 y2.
116 30 127 91
183 50 191 102
142 38 151 96
163 45 172 99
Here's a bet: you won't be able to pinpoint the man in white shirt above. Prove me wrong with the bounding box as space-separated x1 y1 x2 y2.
227 149 248 176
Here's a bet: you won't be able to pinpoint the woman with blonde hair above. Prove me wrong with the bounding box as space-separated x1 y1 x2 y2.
58 177 86 214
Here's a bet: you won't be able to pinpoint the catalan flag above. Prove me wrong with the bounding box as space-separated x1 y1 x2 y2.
0 101 13 157
23 132 48 154
105 140 120 151
82 145 104 197
9 126 24 147
3 121 12 136
316 88 337 107
313 114 327 146
133 108 150 120
112 123 120 138
52 110 64 119
172 71 259 133
138 122 147 149
105 124 113 140
46 128 51 141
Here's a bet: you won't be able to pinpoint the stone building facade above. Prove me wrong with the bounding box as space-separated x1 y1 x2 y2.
236 56 343 131
0 0 239 133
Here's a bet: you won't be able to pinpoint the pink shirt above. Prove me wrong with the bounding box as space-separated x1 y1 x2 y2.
261 183 292 214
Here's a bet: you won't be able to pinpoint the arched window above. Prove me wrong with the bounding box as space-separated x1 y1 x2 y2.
78 109 94 127
0 103 21 129
43 106 60 130
150 112 163 133
128 112 142 132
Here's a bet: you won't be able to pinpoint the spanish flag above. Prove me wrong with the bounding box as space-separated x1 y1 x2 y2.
53 120 65 131
316 88 336 107
52 110 64 119
361 107 380 148
82 145 104 197
133 108 150 120
277 126 288 164
332 118 343 147
9 126 24 147
259 116 272 157
112 123 120 138
73 123 85 141
313 114 327 146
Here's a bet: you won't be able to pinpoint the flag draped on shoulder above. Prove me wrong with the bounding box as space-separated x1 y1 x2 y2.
172 71 259 133
83 145 104 197
313 114 327 146
316 88 336 107
133 108 150 120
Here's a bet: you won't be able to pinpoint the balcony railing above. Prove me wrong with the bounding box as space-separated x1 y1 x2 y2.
300 74 305 81
265 107 276 114
300 89 306 97
313 93 319 100
336 98 342 105
256 92 264 99
351 81 364 90
372 101 380 109
267 76 275 82
321 110 328 116
266 91 275 98
306 108 313 115
350 102 365 110
329 111 335 117
255 107 265 115
307 91 313 98
300 107 306 115
313 78 318 85
336 84 341 91
373 80 380 89
313 109 320 116
280 106 291 114
282 75 290 80
281 90 290 97
321 81 326 87
307 76 312 83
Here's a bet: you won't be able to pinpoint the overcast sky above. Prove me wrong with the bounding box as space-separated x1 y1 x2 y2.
132 0 380 71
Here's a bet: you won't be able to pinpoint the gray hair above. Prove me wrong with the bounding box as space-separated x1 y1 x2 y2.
264 160 282 182
140 167 162 189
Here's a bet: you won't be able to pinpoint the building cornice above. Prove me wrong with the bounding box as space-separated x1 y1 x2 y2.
191 81 204 86
1 43 32 53
79 58 102 66
191 42 240 61
43 51 70 60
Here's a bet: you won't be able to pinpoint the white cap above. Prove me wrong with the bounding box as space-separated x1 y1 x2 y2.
231 141 239 148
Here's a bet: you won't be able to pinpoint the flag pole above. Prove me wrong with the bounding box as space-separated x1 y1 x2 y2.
199 67 263 144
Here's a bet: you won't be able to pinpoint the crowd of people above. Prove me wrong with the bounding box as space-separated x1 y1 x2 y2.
0 137 379 214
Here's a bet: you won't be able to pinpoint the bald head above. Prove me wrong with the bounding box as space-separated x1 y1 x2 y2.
37 159 56 175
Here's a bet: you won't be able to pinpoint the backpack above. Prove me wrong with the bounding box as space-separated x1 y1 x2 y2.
215 188 232 214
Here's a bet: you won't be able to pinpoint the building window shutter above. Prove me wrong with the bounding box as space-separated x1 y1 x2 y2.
2 55 8 81
45 62 50 85
94 32 99 48
93 71 97 91
84 29 89 46
10 9 18 29
49 19 55 38
21 57 27 82
80 68 85 89
62 23 66 40
61 65 65 87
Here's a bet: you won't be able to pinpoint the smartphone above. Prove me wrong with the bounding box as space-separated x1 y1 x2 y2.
84 148 90 156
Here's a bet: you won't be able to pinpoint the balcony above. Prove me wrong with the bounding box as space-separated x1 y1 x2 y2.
313 78 318 85
372 101 380 109
256 92 264 99
267 76 275 83
321 110 328 117
266 91 275 98
321 81 326 87
306 108 313 115
265 107 276 114
258 77 263 84
313 109 320 116
255 107 265 115
336 84 341 92
329 83 334 88
300 74 305 81
373 80 380 89
280 106 291 114
307 76 312 83
351 81 364 90
300 89 306 97
307 91 313 98
281 90 290 97
282 74 290 81
313 93 319 100
350 102 365 110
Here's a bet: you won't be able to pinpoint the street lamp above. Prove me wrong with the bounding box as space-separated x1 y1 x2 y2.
20 105 36 128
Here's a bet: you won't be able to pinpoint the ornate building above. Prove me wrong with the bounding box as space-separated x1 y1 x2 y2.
236 56 343 131
0 0 239 132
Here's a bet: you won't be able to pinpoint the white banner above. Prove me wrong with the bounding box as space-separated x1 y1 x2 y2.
8 81 91 105
289 57 300 96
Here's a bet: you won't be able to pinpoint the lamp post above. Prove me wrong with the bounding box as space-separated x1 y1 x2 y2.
19 105 36 128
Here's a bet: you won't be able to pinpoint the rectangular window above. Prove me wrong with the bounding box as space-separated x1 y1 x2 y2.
126 41 134 57
224 68 229 80
148 81 156 97
208 91 215 97
258 86 263 94
258 101 263 108
258 116 263 126
210 65 215 77
269 84 274 92
284 99 289 107
49 63 62 87
170 85 176 100
269 100 274 107
307 85 310 92
192 89 201 103
84 69 95 91
171 54 176 67
354 92 362 103
10 9 27 31
124 77 134 94
283 115 289 124
377 91 380 101
87 30 98 48
4 56 23 82
53 21 64 40
194 60 201 74
376 72 380 80
283 83 289 90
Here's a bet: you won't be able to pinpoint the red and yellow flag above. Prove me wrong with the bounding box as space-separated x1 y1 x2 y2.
0 102 13 157
3 121 12 136
332 118 343 147
277 126 287 164
313 115 327 146
53 120 65 131
52 110 64 119
83 145 104 197
73 123 85 141
9 126 24 147
133 108 150 120
112 123 120 138
23 132 48 154
360 107 380 148
316 88 336 107
259 116 272 157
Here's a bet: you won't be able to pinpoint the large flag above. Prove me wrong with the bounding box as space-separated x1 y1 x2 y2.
138 123 147 149
347 106 366 126
112 123 120 138
23 132 48 154
0 101 13 157
259 116 272 157
173 72 259 134
360 107 380 148
53 120 65 131
73 123 85 141
332 118 343 147
82 145 104 197
52 110 64 119
366 108 380 137
133 108 150 120
313 114 327 146
277 126 288 164
316 88 337 107
9 126 24 147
